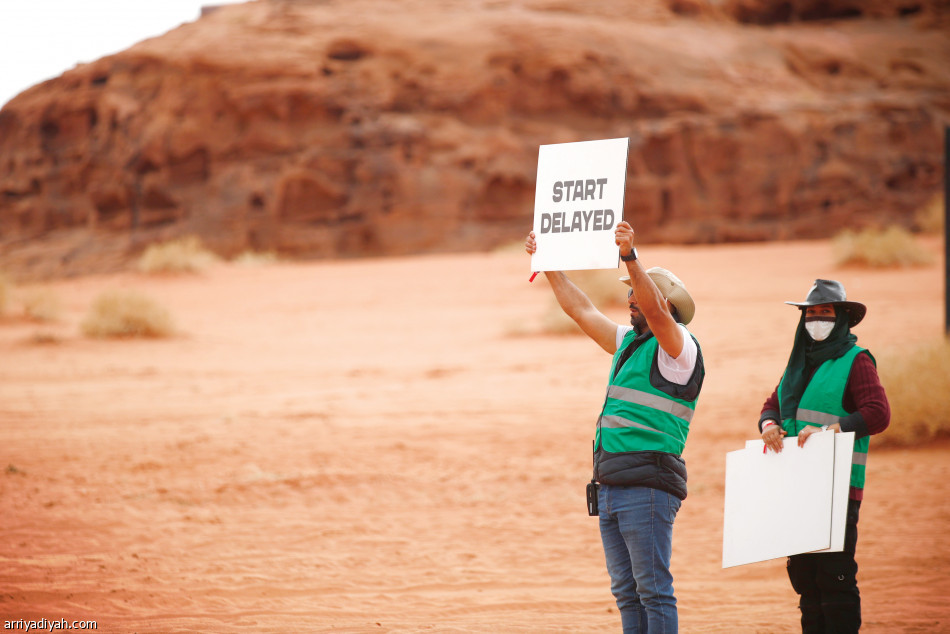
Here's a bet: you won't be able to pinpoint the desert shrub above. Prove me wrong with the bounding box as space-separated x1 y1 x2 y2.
81 290 175 338
540 303 584 335
570 269 629 308
833 226 934 268
21 288 64 322
538 269 629 336
492 238 532 255
27 330 63 345
875 338 950 447
914 193 944 235
232 250 278 266
137 236 218 274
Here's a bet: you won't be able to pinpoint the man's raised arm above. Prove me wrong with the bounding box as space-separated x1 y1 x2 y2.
614 221 685 359
525 231 620 354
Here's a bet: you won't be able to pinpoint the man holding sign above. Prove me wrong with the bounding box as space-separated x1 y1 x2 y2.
530 137 630 272
525 220 705 633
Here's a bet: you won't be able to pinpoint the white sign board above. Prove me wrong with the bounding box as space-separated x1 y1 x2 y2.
531 137 629 272
722 430 854 568
744 431 855 554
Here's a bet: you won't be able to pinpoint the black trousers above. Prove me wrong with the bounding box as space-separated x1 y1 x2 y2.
786 499 862 633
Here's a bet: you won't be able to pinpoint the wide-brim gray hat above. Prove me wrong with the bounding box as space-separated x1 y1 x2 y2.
619 267 695 325
785 279 866 327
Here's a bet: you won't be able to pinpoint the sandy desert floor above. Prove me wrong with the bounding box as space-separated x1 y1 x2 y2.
1 237 948 633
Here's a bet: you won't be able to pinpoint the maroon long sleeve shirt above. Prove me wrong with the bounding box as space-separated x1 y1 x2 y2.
758 351 890 500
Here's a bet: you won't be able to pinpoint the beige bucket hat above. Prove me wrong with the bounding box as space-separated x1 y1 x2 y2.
619 267 696 325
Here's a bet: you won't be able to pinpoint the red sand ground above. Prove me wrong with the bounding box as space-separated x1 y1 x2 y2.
1 238 948 632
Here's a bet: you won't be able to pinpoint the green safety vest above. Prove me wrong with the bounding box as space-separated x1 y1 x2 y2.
778 345 871 490
594 330 701 456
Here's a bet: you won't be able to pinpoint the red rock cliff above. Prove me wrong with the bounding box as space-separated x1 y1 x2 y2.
1 0 948 279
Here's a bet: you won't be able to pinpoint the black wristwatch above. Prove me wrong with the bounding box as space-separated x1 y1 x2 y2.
620 247 638 262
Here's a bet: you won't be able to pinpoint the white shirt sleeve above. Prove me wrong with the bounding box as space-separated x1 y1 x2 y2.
616 325 634 350
615 324 697 386
657 324 697 385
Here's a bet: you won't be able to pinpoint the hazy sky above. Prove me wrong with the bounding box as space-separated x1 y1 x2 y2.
0 0 247 108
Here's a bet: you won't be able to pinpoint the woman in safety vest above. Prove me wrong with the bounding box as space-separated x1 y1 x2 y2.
759 279 890 633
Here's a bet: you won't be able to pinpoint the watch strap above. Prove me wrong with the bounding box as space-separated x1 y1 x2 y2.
620 247 638 262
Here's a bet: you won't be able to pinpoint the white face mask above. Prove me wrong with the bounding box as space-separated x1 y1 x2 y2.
805 320 835 341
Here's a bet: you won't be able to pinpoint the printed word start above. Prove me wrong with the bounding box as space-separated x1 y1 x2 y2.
552 178 609 203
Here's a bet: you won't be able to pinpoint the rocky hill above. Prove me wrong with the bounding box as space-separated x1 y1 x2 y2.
1 0 948 279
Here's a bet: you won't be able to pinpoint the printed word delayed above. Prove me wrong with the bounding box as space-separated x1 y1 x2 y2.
539 209 615 234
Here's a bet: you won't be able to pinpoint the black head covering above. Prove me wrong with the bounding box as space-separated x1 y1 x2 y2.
778 309 857 419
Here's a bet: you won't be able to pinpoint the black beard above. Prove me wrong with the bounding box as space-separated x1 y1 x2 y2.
630 313 648 333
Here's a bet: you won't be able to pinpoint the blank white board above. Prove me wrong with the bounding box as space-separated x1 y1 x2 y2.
741 431 854 555
813 432 854 553
723 430 842 568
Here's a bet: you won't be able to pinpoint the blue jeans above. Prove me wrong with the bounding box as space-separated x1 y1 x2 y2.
599 484 681 633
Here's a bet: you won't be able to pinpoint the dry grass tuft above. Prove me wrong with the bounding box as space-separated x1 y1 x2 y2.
492 238 533 255
137 236 219 274
833 226 934 269
21 289 64 322
81 290 175 339
914 193 944 235
27 330 64 345
232 250 279 266
538 269 628 336
569 269 629 309
540 305 584 335
875 338 950 447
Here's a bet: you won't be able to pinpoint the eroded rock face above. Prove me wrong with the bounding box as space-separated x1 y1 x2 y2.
721 0 949 23
1 0 948 279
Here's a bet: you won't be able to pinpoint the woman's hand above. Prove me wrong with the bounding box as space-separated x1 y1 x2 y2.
762 421 787 453
797 424 833 448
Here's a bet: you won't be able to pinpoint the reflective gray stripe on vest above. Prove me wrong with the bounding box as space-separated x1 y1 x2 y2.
599 415 683 442
852 452 867 466
606 385 695 422
795 408 841 427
